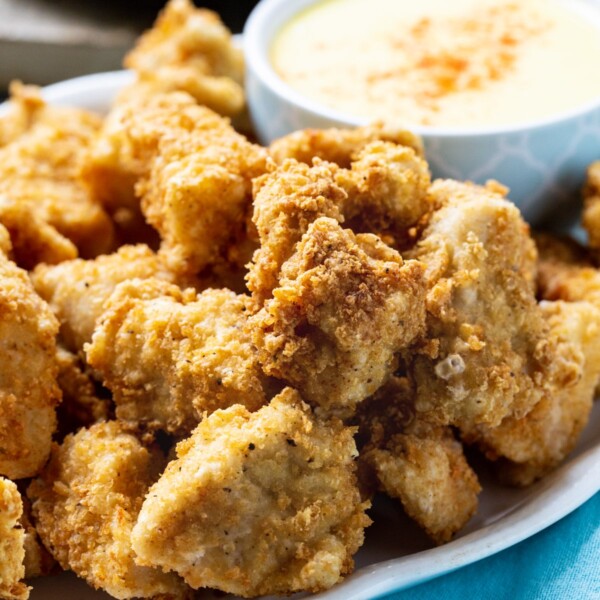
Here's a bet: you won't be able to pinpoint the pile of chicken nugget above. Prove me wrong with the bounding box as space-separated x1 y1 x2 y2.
1 1 599 598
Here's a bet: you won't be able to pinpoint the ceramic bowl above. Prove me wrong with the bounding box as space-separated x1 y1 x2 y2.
244 0 600 225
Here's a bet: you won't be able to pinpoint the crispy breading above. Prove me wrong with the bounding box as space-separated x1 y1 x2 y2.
536 232 600 306
0 83 114 264
55 347 111 439
0 223 12 256
355 377 480 544
0 253 60 480
248 147 430 306
0 478 28 600
0 195 77 269
31 245 177 353
27 422 190 599
406 180 562 429
582 161 600 251
131 388 370 597
250 217 426 418
466 301 600 486
20 495 55 579
86 279 266 436
84 91 267 276
247 159 346 305
333 141 432 248
123 0 245 120
269 123 424 167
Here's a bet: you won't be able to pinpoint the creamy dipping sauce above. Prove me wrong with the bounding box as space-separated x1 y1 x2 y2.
271 0 600 128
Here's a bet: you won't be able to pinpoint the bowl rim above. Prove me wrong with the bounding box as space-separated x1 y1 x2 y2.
243 0 600 138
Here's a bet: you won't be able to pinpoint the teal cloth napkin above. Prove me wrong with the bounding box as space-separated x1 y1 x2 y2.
383 491 600 600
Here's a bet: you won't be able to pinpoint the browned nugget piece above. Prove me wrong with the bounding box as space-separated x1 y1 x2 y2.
582 161 600 251
85 91 267 276
27 422 190 599
0 223 12 256
269 123 424 167
355 377 480 544
333 141 432 248
0 253 60 480
123 0 245 120
247 159 346 305
0 84 114 262
0 195 77 270
86 278 266 436
0 478 28 600
536 232 600 306
20 496 55 579
250 217 426 419
406 180 563 429
467 301 600 486
132 388 370 597
31 245 176 354
55 347 111 438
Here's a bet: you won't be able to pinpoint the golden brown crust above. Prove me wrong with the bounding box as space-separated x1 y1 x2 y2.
86 278 266 436
582 161 600 251
0 478 28 600
123 0 245 120
0 253 60 480
27 422 190 599
0 83 114 265
132 389 371 597
250 217 426 419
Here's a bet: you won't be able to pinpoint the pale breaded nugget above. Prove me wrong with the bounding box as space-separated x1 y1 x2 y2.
467 301 600 486
0 253 60 480
356 377 480 544
132 388 370 597
31 245 176 353
123 0 245 120
582 161 600 251
406 180 564 429
0 83 114 264
85 91 267 276
86 278 266 436
269 123 424 167
250 217 425 419
28 422 190 600
0 477 28 600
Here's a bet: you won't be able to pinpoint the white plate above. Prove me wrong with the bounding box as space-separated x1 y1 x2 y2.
17 71 600 600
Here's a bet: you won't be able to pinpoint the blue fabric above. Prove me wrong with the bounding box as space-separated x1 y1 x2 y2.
383 492 600 600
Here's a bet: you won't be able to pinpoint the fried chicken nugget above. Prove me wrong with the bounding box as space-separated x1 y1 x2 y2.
247 159 346 305
0 253 60 480
535 232 600 306
86 278 266 436
466 300 600 486
248 147 430 305
85 91 267 275
20 496 55 580
250 217 426 418
406 180 561 429
269 123 424 167
0 478 28 600
131 388 370 597
123 0 245 120
582 161 600 251
31 245 176 353
356 377 480 544
27 422 190 599
0 83 114 263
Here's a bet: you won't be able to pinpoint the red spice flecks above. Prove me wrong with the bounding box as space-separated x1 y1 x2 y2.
367 3 551 105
